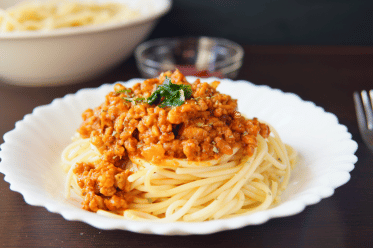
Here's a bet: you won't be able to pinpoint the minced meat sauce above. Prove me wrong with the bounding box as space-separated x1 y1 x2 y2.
73 70 270 212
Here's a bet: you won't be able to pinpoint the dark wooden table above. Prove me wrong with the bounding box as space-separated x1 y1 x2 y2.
0 46 371 247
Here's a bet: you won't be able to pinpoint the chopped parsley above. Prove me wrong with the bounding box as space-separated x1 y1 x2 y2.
147 77 192 107
116 89 131 94
123 97 145 104
120 77 192 107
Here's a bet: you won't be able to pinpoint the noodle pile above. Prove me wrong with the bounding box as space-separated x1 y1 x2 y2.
0 0 140 33
62 125 297 222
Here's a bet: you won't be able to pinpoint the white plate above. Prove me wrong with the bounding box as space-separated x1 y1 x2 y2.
0 77 357 235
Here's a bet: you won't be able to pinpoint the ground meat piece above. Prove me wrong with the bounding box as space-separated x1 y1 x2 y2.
73 161 132 212
182 139 200 160
180 126 208 142
141 143 166 163
104 195 128 211
214 137 233 155
83 192 105 212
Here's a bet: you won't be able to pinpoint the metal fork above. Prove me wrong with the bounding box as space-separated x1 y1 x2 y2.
353 90 373 151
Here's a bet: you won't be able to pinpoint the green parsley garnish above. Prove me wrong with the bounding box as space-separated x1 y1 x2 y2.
135 97 145 102
120 77 192 107
122 97 145 104
116 89 131 94
147 77 192 108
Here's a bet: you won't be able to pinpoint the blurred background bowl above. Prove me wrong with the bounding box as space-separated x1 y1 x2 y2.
134 36 244 79
0 0 171 86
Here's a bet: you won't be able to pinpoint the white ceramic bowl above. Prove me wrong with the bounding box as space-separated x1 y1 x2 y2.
0 77 357 235
0 0 171 86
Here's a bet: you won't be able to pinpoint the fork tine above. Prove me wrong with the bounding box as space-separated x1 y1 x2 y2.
353 91 368 131
354 91 373 151
369 89 373 112
361 90 373 130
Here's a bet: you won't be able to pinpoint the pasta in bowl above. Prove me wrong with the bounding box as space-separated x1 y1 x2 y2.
0 74 357 234
0 0 141 32
0 0 171 86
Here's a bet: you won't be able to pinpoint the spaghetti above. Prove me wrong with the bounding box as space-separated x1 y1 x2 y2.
61 70 297 222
